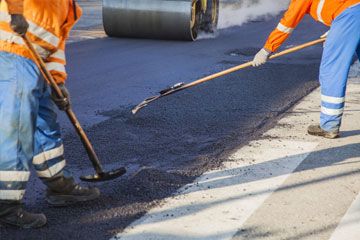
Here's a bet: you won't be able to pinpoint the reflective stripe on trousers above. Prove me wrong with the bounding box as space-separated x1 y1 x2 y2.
319 5 360 132
0 52 67 201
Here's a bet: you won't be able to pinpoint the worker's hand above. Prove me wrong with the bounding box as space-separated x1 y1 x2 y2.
51 84 71 111
252 48 271 67
10 14 29 36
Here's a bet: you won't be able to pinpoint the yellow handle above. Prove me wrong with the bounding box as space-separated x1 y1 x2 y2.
184 38 326 89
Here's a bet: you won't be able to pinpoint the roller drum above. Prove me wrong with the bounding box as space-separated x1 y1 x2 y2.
103 0 196 40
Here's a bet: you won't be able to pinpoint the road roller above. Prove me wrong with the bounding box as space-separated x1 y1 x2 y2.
103 0 220 41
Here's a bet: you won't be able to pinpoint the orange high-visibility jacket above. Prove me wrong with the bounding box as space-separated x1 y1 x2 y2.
0 0 82 84
3 0 23 14
264 0 360 53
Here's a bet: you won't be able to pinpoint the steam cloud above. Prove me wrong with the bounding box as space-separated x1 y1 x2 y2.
218 0 290 29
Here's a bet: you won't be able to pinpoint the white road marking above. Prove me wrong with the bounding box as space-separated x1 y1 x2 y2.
111 75 360 239
328 192 360 240
112 139 318 240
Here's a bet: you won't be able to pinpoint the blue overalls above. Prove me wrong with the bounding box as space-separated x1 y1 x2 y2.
320 4 360 132
0 52 67 201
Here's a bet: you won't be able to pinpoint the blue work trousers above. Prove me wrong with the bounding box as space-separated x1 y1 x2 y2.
320 4 360 131
0 51 67 201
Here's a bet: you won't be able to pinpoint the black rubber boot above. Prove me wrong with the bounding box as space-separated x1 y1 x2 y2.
45 172 100 207
0 201 47 229
307 125 339 139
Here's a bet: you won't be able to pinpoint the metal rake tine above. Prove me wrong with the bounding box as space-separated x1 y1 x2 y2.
132 95 159 114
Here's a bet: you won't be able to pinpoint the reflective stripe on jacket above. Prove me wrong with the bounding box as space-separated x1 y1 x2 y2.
0 0 82 83
264 0 360 53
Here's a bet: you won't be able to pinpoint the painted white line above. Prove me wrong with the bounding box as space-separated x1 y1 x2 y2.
328 192 360 240
112 140 318 240
110 76 360 240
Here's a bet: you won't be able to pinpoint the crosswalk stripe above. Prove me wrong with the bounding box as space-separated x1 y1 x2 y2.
112 138 318 240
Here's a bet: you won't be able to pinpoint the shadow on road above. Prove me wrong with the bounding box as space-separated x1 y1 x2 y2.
106 143 360 238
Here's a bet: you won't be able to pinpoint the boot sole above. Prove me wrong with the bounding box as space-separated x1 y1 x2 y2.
308 131 339 139
46 191 100 207
0 216 47 229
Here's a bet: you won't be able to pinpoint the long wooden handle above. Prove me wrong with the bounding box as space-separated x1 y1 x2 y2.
22 36 64 98
183 38 326 89
132 37 326 114
22 35 104 174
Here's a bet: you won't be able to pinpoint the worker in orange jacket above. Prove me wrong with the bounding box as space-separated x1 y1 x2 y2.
0 0 100 228
253 0 360 139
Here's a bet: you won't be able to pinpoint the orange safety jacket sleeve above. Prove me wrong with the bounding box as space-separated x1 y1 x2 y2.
4 0 23 14
45 0 82 84
264 0 311 53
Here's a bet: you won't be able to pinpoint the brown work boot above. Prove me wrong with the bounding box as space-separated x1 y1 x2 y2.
307 125 339 139
46 184 100 207
0 201 47 229
44 171 100 207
